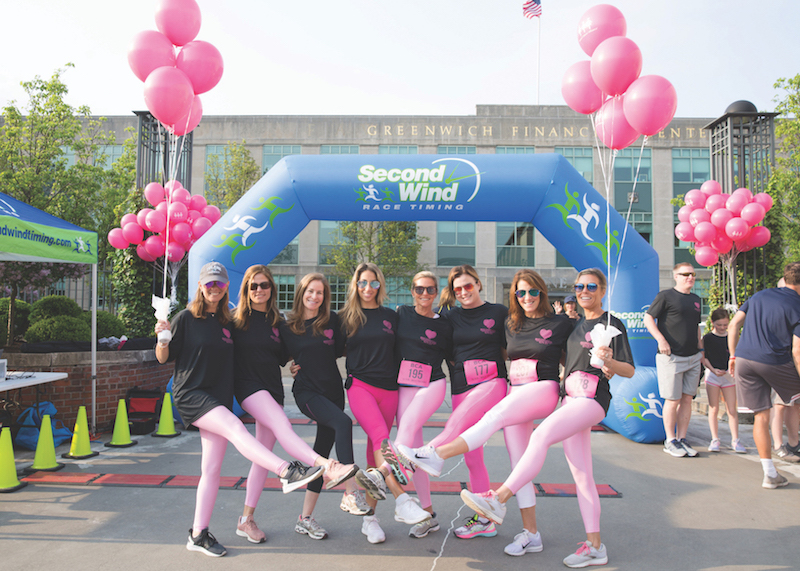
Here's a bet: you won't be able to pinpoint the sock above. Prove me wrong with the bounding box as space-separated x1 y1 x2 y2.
761 458 778 478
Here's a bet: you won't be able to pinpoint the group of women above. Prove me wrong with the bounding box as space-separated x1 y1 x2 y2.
156 260 634 569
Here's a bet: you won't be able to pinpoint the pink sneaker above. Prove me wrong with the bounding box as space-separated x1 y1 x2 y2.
324 461 359 490
236 515 266 544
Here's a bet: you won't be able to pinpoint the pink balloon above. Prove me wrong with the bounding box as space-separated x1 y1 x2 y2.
747 226 771 248
740 202 766 226
694 242 710 250
689 208 711 227
137 208 154 229
590 36 642 96
143 66 194 126
168 201 189 224
144 182 166 206
120 213 138 227
726 193 749 216
186 209 203 225
622 75 677 136
725 217 750 240
172 94 203 136
704 193 727 214
192 216 213 238
674 222 694 242
122 222 145 245
107 228 129 250
189 194 207 211
734 238 754 252
202 204 221 224
695 247 719 267
164 179 183 193
176 41 224 94
127 30 176 82
166 241 186 262
710 207 734 229
155 201 169 215
753 192 773 212
154 0 201 46
171 222 192 245
144 234 166 258
711 233 733 254
693 221 717 243
561 61 604 115
136 243 158 262
146 210 167 233
677 205 693 223
732 187 753 201
577 4 627 57
700 180 722 196
594 97 640 150
170 186 192 205
684 189 706 210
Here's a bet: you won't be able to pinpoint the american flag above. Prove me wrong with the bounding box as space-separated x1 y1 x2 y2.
523 0 542 19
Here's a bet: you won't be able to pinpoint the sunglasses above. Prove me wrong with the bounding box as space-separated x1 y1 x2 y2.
357 279 380 290
204 281 228 289
453 282 476 295
676 272 696 277
249 281 271 291
574 283 599 292
413 286 437 295
515 288 541 299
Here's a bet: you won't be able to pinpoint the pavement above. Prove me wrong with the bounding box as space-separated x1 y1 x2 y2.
2 378 799 571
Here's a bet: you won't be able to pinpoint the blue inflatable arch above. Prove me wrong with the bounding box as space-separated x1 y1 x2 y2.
189 154 665 442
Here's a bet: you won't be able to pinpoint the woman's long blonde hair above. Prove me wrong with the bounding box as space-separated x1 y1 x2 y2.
188 284 231 324
438 264 481 310
507 269 552 333
287 273 331 336
233 265 281 330
340 262 387 337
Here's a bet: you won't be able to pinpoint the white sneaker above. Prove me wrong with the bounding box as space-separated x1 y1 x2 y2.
460 489 506 525
563 541 608 568
397 443 444 477
361 515 385 544
708 439 720 452
732 439 747 454
504 529 543 556
394 493 432 525
355 467 387 500
409 514 440 538
340 490 373 516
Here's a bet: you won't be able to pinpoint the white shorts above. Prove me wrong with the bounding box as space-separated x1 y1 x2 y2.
704 369 735 389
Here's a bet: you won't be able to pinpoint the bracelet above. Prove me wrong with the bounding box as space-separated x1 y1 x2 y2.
728 356 735 360
157 342 169 349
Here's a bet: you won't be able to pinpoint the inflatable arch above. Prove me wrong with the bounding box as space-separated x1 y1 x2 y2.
189 153 665 443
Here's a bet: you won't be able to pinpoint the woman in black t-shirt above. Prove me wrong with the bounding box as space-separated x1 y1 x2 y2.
155 262 324 558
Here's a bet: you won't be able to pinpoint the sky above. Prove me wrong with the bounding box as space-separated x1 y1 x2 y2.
1 0 798 120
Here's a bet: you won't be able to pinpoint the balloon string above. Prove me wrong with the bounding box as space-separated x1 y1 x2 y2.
590 111 616 327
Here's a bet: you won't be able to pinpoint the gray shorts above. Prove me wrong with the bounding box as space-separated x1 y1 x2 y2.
736 357 800 413
656 352 702 400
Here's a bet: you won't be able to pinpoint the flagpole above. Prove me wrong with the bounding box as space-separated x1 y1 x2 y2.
536 17 541 105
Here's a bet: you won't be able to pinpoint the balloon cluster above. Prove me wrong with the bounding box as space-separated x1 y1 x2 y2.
674 180 773 267
107 180 222 262
127 0 223 135
561 4 677 150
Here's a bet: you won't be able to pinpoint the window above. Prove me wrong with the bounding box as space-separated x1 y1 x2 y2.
275 275 295 312
496 222 535 267
673 149 711 267
263 145 301 173
318 221 343 265
272 236 299 265
379 145 418 154
556 147 593 183
555 249 572 268
204 145 227 192
61 145 125 169
692 279 711 317
329 276 348 311
496 146 535 154
385 277 414 309
437 146 476 155
614 148 652 244
321 145 359 154
437 221 475 266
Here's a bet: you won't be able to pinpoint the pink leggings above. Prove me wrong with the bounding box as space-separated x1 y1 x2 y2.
429 378 507 494
347 378 399 467
191 406 291 533
396 379 447 509
504 397 606 534
241 391 321 509
460 380 560 509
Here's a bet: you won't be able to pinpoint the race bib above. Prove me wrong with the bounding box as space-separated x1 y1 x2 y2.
464 359 498 385
398 360 432 388
509 359 538 386
564 371 599 399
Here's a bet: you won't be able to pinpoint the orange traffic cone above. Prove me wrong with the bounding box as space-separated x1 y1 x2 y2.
28 414 64 472
62 406 99 459
152 392 181 438
0 427 27 493
105 399 137 448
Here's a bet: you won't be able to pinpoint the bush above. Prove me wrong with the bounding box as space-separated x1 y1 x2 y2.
0 298 32 337
30 295 83 325
81 310 126 339
26 316 92 343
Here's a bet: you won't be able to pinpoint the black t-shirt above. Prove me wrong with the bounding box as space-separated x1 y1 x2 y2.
280 311 346 406
702 332 729 370
395 305 453 381
646 288 701 357
167 308 235 426
506 313 574 381
443 302 508 395
232 311 287 406
563 313 634 414
344 306 399 391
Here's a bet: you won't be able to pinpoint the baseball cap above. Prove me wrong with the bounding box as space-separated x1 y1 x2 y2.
199 262 229 285
564 295 577 303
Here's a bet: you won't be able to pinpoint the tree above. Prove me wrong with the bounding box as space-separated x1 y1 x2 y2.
772 74 800 263
204 141 261 211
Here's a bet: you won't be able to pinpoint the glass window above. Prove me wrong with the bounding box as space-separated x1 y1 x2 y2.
437 146 476 155
204 145 227 192
321 145 359 154
496 222 535 267
437 221 475 266
555 147 594 183
379 145 418 154
318 221 343 265
614 148 652 243
496 146 535 154
272 236 299 265
672 149 711 267
692 279 711 317
274 275 295 312
263 145 301 173
385 277 414 309
329 276 348 311
555 250 572 268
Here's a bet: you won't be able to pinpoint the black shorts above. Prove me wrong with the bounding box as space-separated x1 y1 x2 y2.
735 357 800 413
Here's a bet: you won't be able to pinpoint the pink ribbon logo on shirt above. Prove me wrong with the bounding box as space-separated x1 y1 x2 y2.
421 329 437 345
535 328 553 345
383 320 394 335
481 318 496 335
323 328 334 345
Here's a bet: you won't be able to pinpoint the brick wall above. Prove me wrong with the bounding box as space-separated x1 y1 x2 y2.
6 350 173 432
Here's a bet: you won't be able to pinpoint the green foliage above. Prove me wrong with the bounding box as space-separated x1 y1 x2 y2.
81 310 126 338
205 141 261 211
0 298 31 337
26 315 91 343
30 295 83 324
772 74 800 264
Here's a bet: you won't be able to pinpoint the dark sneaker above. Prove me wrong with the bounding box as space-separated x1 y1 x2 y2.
663 439 687 457
187 528 227 557
679 439 698 457
788 441 800 456
281 461 324 493
762 472 789 489
381 439 410 485
773 444 800 463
